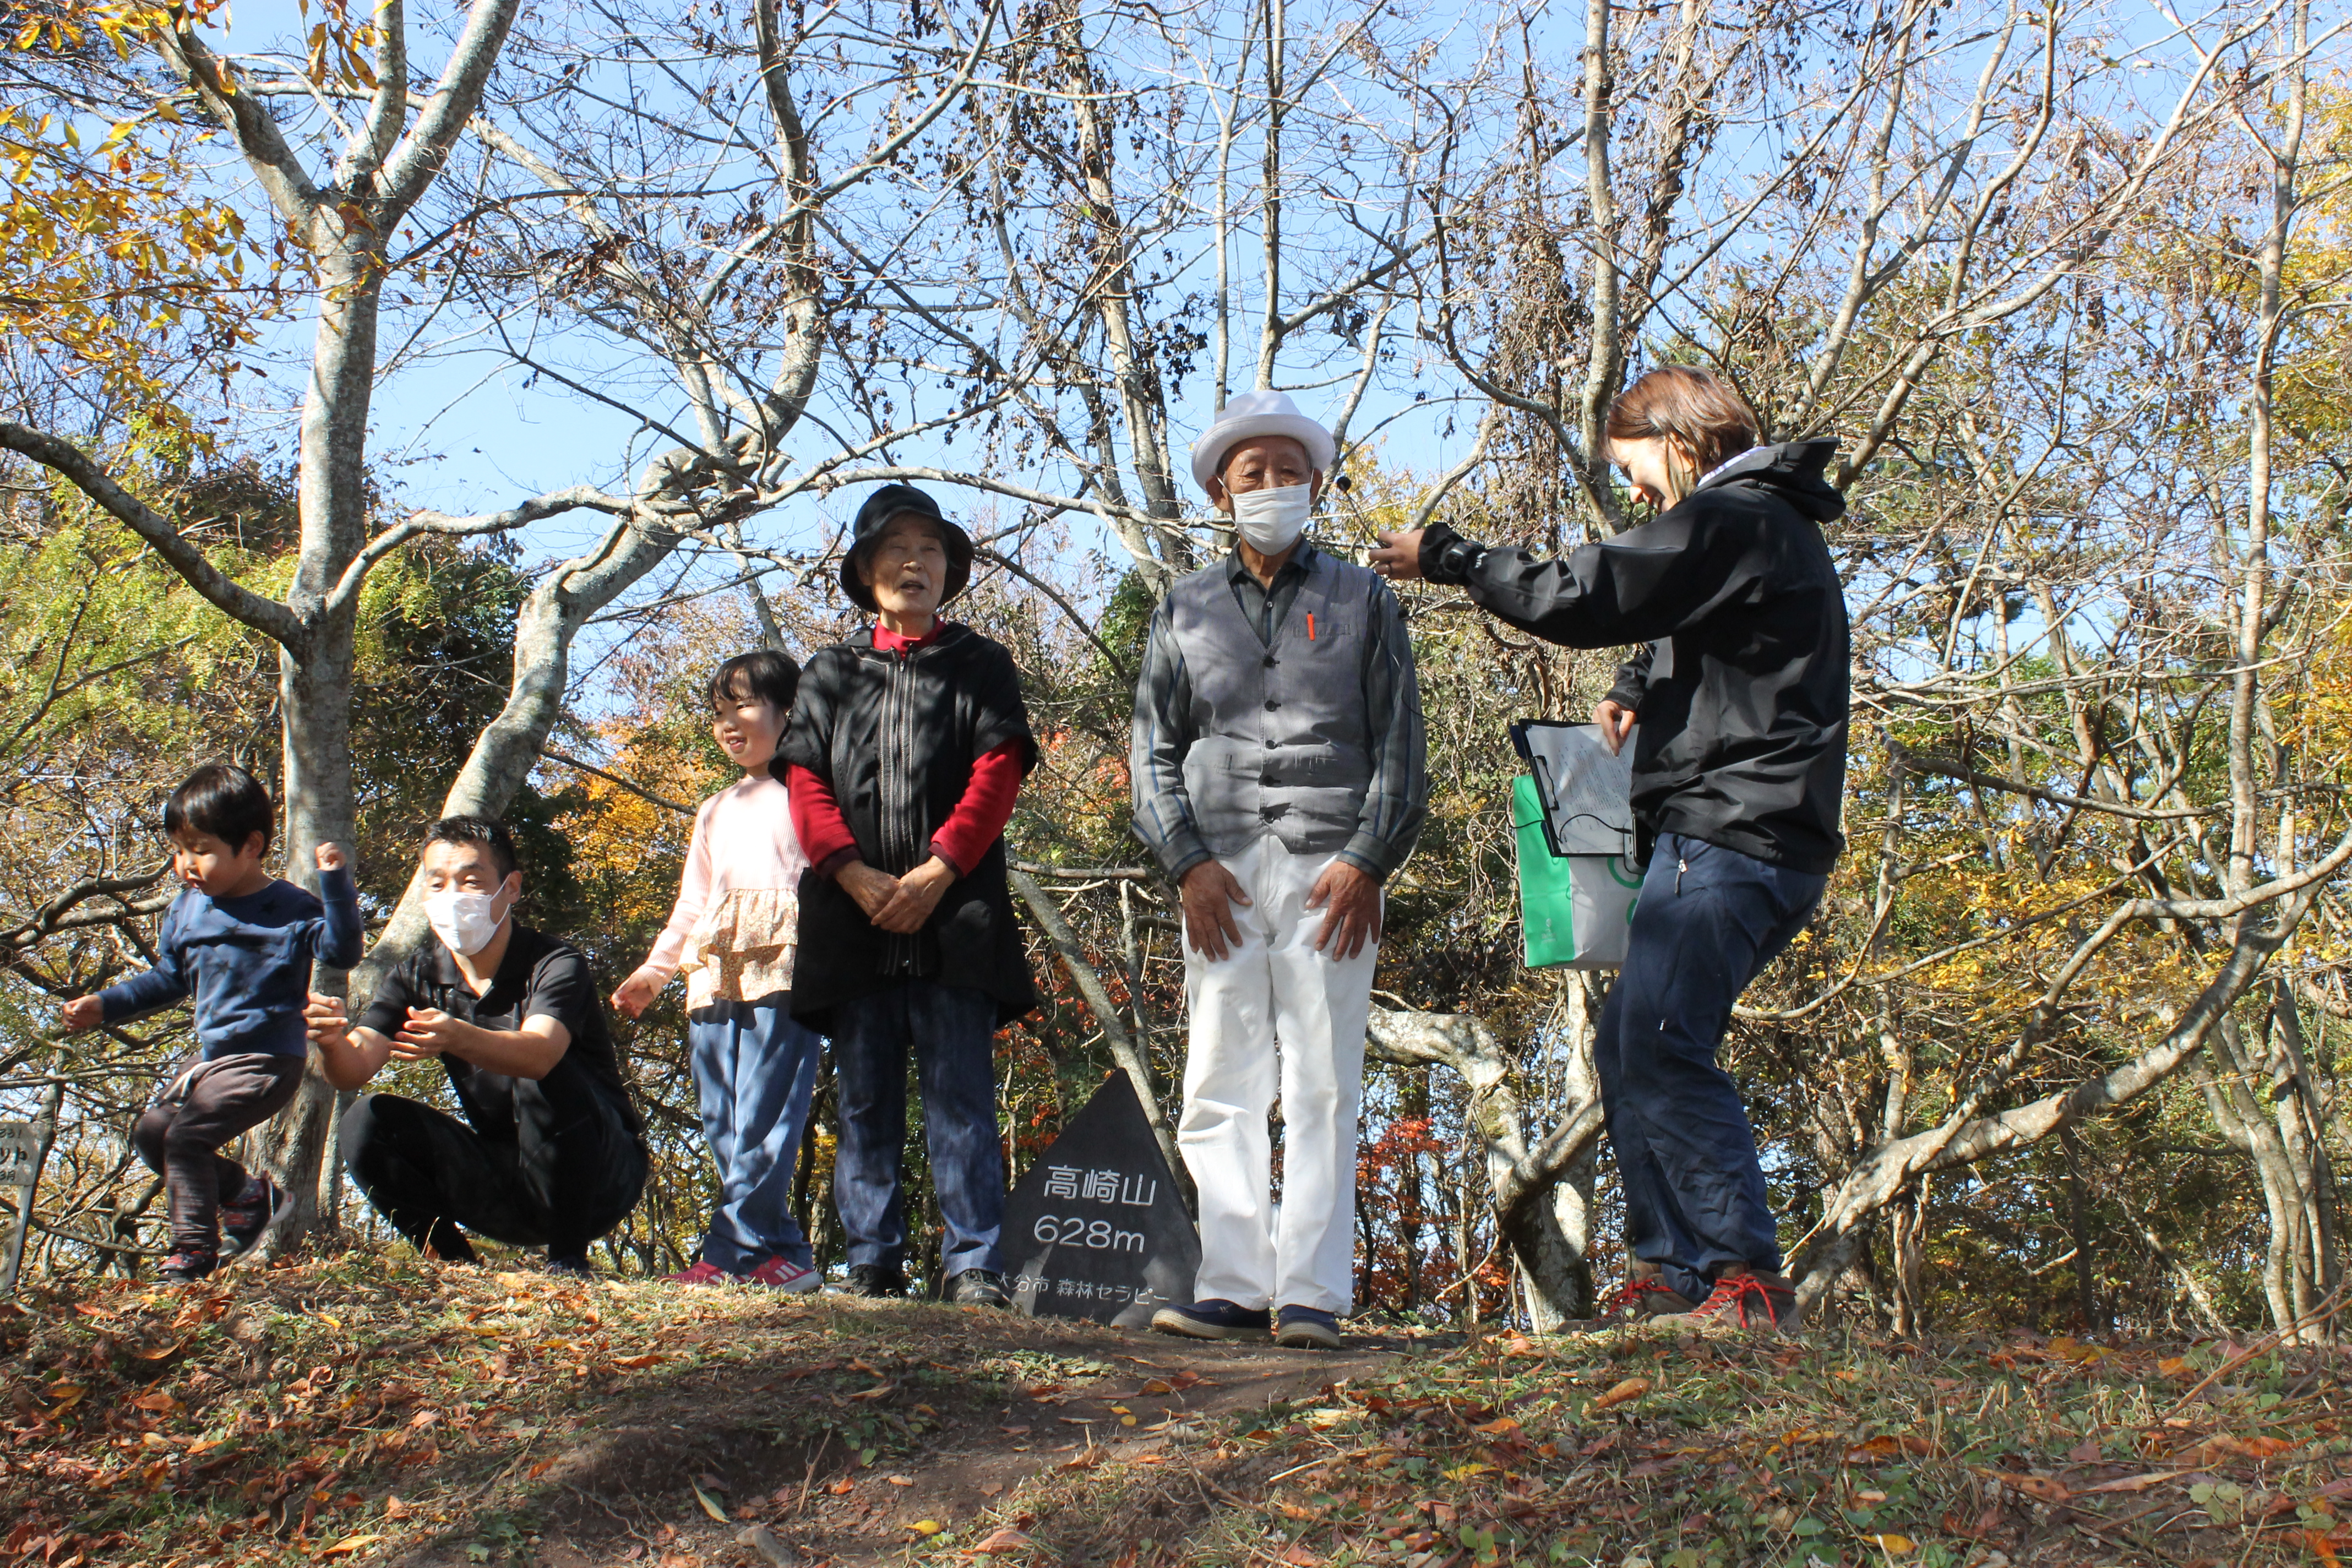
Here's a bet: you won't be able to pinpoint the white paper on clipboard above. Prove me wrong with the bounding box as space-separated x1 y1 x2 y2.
1509 720 1637 859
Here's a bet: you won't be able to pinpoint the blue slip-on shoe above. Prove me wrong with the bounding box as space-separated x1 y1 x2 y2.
1150 1298 1273 1341
1274 1305 1343 1349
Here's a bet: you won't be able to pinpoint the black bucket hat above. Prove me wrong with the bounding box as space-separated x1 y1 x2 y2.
839 483 974 614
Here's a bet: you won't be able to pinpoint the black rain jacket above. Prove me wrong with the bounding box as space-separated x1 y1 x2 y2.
1422 439 1850 873
777 623 1041 1029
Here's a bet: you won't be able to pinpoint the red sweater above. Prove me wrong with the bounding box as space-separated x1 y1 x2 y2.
788 622 1025 880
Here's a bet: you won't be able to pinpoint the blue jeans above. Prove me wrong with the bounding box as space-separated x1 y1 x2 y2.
1596 831 1826 1304
690 1000 823 1271
830 982 1004 1278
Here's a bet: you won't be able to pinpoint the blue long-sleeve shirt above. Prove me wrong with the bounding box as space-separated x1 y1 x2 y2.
97 867 364 1059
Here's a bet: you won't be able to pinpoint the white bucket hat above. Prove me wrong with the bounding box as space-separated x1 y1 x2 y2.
1189 389 1337 491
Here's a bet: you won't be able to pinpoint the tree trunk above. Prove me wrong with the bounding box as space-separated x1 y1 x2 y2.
253 243 380 1255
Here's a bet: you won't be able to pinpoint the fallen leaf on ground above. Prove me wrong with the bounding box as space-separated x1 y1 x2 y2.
1978 1469 2070 1503
320 1534 384 1556
911 1520 943 1536
973 1528 1035 1554
1472 1415 1520 1435
2083 1472 2178 1494
1588 1378 1650 1413
1864 1534 1915 1556
885 1474 914 1487
1845 1433 1937 1462
693 1483 730 1522
2204 1434 2294 1460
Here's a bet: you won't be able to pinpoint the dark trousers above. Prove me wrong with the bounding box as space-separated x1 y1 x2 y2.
340 1093 645 1266
831 982 1004 1278
690 1000 823 1271
133 1052 306 1256
1596 831 1826 1304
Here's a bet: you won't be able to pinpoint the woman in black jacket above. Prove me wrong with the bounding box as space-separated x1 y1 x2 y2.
780 483 1038 1307
1371 367 1848 1330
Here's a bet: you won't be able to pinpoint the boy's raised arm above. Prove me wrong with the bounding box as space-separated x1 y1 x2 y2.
313 843 366 971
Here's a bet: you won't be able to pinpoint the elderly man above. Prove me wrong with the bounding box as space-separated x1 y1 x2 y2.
307 816 648 1275
1131 390 1428 1349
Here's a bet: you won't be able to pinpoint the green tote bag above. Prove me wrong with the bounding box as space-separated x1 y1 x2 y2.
1513 774 1643 969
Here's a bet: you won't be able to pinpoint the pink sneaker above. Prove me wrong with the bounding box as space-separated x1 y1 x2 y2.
743 1256 821 1293
665 1259 736 1286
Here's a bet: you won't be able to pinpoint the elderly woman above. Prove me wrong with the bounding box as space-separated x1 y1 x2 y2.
780 483 1039 1306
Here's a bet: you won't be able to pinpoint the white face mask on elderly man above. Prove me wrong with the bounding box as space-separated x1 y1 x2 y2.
424 886 510 956
1231 483 1313 554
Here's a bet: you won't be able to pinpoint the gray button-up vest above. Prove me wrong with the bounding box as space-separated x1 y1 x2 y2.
1167 550 1378 857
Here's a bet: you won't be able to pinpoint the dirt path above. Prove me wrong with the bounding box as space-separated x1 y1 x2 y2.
401 1299 1432 1568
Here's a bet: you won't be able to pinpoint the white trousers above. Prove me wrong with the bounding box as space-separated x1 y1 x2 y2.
1178 839 1377 1314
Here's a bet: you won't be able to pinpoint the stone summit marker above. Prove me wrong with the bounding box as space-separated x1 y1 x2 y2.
1001 1072 1197 1328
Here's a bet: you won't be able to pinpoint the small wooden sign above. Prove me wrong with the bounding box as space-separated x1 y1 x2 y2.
1001 1073 1198 1329
0 1123 39 1190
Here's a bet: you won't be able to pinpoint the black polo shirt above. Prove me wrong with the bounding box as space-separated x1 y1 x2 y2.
357 924 644 1149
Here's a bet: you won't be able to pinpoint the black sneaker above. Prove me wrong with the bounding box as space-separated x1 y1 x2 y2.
947 1268 1010 1309
159 1250 217 1284
217 1174 283 1259
1150 1298 1273 1341
1275 1305 1343 1349
841 1263 908 1299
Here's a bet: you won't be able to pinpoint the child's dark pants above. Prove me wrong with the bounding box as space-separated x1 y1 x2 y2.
132 1052 306 1256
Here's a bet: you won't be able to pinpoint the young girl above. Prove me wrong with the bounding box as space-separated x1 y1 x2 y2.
612 651 821 1290
1370 366 1849 1331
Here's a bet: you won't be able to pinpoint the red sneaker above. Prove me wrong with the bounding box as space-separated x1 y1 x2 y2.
665 1259 736 1286
1686 1268 1796 1331
1598 1274 1699 1324
743 1256 821 1293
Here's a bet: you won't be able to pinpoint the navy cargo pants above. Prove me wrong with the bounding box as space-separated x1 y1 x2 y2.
1596 831 1825 1305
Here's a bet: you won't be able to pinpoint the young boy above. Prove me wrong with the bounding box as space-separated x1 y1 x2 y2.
612 650 823 1291
780 483 1038 1305
62 764 364 1282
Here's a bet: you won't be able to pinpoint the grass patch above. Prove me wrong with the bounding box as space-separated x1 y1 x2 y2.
956 1326 2352 1568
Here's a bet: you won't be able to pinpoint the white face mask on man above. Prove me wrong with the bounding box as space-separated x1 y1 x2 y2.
1230 483 1313 554
424 885 512 957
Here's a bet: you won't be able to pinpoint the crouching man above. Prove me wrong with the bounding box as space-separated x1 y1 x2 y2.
307 816 647 1275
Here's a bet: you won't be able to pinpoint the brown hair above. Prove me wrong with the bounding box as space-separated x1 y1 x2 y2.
1605 367 1760 506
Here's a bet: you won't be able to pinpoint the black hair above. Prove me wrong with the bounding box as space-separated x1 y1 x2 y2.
164 764 274 854
707 649 801 714
421 815 519 880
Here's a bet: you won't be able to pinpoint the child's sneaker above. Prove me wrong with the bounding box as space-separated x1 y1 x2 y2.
665 1259 737 1286
217 1174 284 1259
1686 1267 1796 1332
744 1256 821 1293
159 1250 217 1284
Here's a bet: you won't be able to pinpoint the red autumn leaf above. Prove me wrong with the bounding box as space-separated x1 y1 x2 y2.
1471 1416 1520 1435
